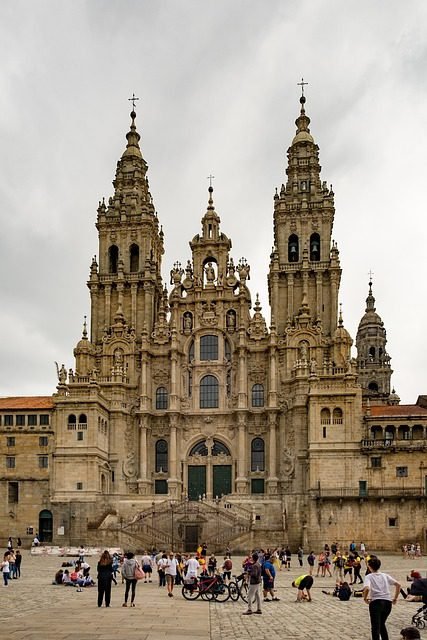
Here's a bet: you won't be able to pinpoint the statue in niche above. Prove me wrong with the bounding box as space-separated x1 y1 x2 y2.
282 447 295 478
205 262 215 284
183 313 193 333
114 348 124 366
226 311 236 331
299 341 309 363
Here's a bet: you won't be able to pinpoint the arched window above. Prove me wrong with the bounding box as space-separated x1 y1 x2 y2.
109 245 119 274
413 425 424 440
200 335 218 360
155 439 168 472
252 384 264 407
200 375 219 408
398 425 410 440
369 347 376 360
251 438 265 471
68 414 76 425
385 425 395 440
156 387 168 410
310 233 320 261
129 244 139 272
288 234 299 262
368 381 379 392
79 414 87 425
212 440 231 456
320 408 331 424
189 441 209 456
371 426 383 440
332 408 343 424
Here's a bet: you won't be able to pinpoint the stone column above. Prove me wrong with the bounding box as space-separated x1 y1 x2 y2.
131 283 137 329
137 418 150 495
235 413 248 494
167 414 180 499
105 285 111 329
316 272 323 321
267 412 279 495
287 274 294 320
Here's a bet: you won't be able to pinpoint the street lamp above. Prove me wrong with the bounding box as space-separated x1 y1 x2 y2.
171 501 174 551
151 501 155 551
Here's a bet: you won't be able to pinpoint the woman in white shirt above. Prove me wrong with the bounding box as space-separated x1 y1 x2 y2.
363 556 401 640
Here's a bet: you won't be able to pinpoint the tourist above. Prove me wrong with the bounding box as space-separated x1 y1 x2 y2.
307 550 316 576
2 552 10 586
97 549 114 607
352 554 364 585
185 553 200 580
322 580 352 600
33 534 40 547
78 544 85 563
121 551 138 607
141 550 153 583
14 550 22 578
8 548 16 579
165 551 178 597
284 545 292 570
157 552 167 587
7 536 13 550
334 551 345 580
362 556 400 640
297 546 304 567
316 550 326 577
400 627 421 639
17 537 22 550
62 569 74 586
208 553 217 576
222 555 232 582
53 569 64 584
292 574 314 602
262 553 279 602
243 552 262 615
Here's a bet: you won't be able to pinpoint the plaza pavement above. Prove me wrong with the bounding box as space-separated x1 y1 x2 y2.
0 552 425 640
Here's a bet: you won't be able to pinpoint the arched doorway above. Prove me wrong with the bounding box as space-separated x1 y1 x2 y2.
187 439 232 501
39 509 53 542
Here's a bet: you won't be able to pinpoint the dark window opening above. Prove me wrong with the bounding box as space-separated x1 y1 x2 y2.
251 437 265 471
189 441 209 456
155 479 168 494
200 375 219 408
4 415 13 426
8 481 19 503
155 439 168 472
109 245 119 274
310 233 320 261
251 479 265 494
212 440 230 456
39 436 48 447
288 234 299 262
156 387 168 410
252 384 264 407
129 243 139 272
28 415 37 426
16 415 25 426
40 414 50 425
368 381 379 392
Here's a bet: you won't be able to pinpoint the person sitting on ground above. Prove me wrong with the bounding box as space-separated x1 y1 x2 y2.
53 569 64 585
62 569 75 586
322 580 352 600
400 628 421 639
292 574 314 602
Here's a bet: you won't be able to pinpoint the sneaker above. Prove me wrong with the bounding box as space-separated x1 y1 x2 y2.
122 603 127 607
263 598 271 602
242 611 252 615
272 597 280 601
144 580 147 583
254 610 262 614
131 603 135 607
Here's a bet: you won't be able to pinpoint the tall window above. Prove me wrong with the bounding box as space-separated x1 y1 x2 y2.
200 375 219 408
332 408 343 424
109 245 119 273
129 244 139 272
79 414 87 426
288 234 299 262
155 439 168 472
200 335 218 360
28 415 37 426
16 415 25 426
310 233 320 261
68 414 76 430
251 384 264 407
8 481 19 503
156 387 168 410
320 408 331 424
251 438 265 471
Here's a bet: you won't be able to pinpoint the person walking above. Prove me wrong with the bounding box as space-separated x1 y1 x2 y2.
243 552 262 615
14 550 22 578
165 552 178 597
2 552 10 586
363 556 400 640
97 550 114 607
121 552 138 607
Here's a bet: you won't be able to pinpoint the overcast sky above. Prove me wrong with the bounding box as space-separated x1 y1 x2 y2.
0 0 426 403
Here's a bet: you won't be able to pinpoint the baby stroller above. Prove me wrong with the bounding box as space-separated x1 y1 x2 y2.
409 578 427 629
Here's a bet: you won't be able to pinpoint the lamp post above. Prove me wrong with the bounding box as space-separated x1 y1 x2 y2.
151 501 155 551
171 501 174 551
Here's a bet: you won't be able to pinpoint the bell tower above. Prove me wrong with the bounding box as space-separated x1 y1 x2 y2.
88 109 164 345
356 278 393 401
268 93 341 340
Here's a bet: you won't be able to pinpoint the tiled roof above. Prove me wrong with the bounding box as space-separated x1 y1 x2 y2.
368 404 427 418
0 396 54 410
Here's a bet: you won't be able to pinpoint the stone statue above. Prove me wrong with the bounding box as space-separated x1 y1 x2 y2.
205 262 215 283
282 446 295 478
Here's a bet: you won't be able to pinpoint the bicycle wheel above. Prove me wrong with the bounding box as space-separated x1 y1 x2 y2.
200 587 215 601
240 581 248 603
182 583 200 600
213 582 230 602
228 581 239 602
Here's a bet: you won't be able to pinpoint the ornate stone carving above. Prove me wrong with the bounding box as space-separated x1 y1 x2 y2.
248 295 268 341
281 446 295 479
122 421 137 481
198 301 218 327
152 367 169 384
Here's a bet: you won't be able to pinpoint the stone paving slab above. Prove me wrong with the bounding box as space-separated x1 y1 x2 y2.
0 552 425 639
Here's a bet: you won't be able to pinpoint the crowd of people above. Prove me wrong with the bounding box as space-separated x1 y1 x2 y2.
1 537 23 586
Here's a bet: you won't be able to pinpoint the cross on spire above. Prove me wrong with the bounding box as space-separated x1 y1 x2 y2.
207 174 215 188
368 269 374 283
128 93 139 111
297 77 308 97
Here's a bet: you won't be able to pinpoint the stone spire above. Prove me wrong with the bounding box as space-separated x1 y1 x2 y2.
356 278 393 402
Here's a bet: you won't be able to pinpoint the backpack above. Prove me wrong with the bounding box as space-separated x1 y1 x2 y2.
224 559 232 571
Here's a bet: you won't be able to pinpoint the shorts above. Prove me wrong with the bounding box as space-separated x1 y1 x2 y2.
263 578 274 590
143 565 152 574
299 576 313 590
166 574 175 584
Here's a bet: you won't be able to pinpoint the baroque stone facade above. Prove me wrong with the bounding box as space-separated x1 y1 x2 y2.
1 96 426 550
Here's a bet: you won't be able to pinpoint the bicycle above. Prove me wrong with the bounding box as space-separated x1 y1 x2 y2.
182 574 230 602
228 573 249 603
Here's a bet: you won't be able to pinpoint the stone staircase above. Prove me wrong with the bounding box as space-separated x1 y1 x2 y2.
110 498 253 552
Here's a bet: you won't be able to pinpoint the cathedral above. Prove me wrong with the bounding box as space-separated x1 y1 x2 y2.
1 94 426 551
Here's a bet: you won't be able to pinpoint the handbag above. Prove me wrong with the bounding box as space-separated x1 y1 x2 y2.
134 564 144 580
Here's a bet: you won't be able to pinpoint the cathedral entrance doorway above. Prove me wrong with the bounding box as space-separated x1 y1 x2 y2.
213 465 232 499
188 466 206 500
184 524 199 551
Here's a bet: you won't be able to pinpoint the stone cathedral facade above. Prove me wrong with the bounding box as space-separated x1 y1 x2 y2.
1 96 426 550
